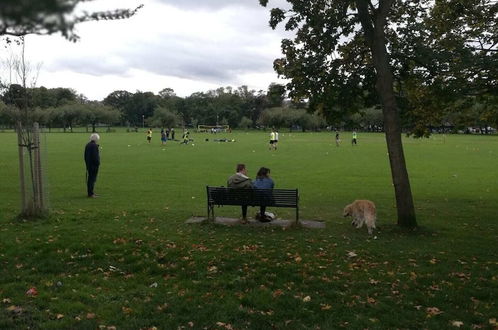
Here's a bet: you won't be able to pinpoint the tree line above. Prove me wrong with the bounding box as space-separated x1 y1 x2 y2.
1 82 494 133
0 83 332 132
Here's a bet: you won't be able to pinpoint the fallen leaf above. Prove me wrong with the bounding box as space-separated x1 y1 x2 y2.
156 303 168 311
320 304 332 310
490 318 497 326
216 322 234 329
113 238 127 244
26 287 38 296
86 313 96 319
2 298 11 304
6 305 23 314
347 251 357 258
367 297 376 304
426 307 443 317
122 306 133 314
56 314 64 320
303 296 311 302
451 320 464 327
272 289 284 298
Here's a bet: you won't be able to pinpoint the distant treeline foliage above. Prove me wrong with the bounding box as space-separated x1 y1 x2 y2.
0 83 495 132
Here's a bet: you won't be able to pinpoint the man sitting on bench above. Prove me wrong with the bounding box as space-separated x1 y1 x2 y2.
227 163 252 223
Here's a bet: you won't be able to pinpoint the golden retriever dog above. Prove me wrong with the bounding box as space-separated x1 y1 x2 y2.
343 200 376 234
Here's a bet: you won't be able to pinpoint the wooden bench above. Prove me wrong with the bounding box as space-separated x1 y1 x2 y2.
206 186 299 223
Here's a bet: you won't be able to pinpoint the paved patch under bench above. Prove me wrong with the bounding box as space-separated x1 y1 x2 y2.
185 217 325 229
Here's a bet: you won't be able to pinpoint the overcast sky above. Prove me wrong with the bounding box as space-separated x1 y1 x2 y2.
1 0 292 101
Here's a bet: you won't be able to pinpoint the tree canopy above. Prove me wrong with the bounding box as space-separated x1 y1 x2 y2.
0 0 142 42
260 0 497 135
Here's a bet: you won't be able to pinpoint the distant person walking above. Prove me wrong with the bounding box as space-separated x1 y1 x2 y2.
84 133 100 198
227 164 253 223
161 129 167 145
253 167 274 222
335 131 340 147
146 128 152 144
274 130 279 150
352 131 357 146
171 128 175 140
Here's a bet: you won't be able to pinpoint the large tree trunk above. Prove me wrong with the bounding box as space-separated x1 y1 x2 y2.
357 0 417 228
375 65 417 227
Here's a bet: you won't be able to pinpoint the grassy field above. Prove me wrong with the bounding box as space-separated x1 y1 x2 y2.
0 130 496 329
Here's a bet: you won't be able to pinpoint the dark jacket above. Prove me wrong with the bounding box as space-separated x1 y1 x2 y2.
227 173 252 189
84 141 100 170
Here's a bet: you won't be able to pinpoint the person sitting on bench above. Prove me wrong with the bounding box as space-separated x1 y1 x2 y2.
253 167 274 222
227 163 252 223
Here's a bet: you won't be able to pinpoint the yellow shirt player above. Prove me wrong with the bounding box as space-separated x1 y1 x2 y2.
269 130 276 150
146 129 152 143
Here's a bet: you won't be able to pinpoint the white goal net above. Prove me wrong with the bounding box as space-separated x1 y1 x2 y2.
197 125 230 132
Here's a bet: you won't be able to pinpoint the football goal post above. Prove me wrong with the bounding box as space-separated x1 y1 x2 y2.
197 125 230 132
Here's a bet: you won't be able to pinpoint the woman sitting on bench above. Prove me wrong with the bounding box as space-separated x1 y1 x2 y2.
253 167 275 222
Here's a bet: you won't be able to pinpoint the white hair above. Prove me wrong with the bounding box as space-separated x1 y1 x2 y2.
90 133 100 142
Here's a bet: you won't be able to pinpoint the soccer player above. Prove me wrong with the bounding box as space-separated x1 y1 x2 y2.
352 131 358 146
146 128 152 144
269 129 276 150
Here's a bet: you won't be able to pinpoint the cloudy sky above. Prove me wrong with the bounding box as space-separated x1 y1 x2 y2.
2 0 292 100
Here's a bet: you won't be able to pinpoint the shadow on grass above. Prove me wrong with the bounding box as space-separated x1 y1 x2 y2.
381 223 440 237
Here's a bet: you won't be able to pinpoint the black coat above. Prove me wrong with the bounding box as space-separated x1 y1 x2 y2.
84 141 100 171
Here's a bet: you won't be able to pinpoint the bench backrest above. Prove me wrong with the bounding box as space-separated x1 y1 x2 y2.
207 186 298 208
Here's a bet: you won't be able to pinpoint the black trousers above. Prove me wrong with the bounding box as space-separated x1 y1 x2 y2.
259 206 266 216
87 167 99 196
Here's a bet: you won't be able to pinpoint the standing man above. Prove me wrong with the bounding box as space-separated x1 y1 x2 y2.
161 129 167 145
84 133 100 198
335 131 340 147
171 128 175 140
227 164 253 223
269 129 276 150
352 131 358 146
274 130 279 150
146 128 152 143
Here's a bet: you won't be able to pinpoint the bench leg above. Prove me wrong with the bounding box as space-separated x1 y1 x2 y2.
296 207 299 225
207 204 214 220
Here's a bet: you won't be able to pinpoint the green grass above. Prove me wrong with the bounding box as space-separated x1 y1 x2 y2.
0 130 497 329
